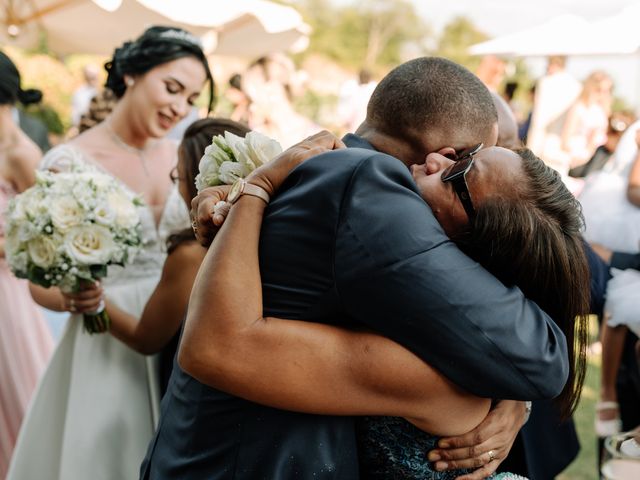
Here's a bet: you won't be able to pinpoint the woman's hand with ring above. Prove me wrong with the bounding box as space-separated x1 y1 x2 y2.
61 282 105 314
427 400 525 479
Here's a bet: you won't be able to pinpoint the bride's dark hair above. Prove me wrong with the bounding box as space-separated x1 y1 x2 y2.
105 26 215 112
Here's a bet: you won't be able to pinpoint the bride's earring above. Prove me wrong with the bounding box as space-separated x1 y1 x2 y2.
125 77 135 87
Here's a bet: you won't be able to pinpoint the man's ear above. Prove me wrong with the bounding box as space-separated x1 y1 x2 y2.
435 147 457 160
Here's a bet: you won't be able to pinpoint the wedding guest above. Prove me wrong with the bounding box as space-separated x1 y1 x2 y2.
77 87 117 134
71 64 100 127
226 73 251 125
560 71 612 172
569 111 635 178
526 56 581 172
8 26 213 480
0 50 54 479
243 54 317 147
178 135 588 479
148 58 581 479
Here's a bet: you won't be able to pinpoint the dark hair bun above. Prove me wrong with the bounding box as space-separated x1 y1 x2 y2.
17 88 43 105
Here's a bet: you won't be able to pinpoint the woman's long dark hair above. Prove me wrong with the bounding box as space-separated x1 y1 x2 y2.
457 148 590 419
105 26 215 112
166 117 250 253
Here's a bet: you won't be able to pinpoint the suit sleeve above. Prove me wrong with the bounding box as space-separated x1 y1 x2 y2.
333 153 569 400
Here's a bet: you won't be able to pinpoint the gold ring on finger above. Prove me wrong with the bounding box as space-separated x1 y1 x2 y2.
488 450 496 462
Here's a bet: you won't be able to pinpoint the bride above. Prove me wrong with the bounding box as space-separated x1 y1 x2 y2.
8 26 212 480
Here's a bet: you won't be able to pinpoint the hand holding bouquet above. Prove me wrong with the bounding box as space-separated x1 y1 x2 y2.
5 163 143 333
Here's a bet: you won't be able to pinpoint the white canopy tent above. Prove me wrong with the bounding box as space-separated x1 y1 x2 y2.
0 0 310 57
469 4 640 108
469 4 640 57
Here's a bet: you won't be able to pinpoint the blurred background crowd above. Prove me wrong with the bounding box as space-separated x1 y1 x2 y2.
2 1 640 479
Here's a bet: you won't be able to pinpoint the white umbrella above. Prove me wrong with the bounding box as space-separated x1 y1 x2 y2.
0 0 309 57
469 14 594 57
470 4 640 57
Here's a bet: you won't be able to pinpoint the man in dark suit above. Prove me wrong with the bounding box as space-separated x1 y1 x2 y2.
141 57 569 479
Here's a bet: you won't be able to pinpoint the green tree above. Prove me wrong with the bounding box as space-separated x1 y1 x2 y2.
435 15 489 71
294 0 431 69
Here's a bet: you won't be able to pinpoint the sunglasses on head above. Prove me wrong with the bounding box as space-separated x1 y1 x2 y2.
440 143 483 220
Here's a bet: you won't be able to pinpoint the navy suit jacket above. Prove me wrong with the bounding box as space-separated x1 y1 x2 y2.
141 135 569 479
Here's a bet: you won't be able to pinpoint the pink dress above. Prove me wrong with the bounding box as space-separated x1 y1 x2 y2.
0 177 54 478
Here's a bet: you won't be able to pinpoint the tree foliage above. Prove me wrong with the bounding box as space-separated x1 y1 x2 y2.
436 15 489 71
293 0 430 69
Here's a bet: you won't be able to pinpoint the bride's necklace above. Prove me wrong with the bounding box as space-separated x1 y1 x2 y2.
104 120 152 177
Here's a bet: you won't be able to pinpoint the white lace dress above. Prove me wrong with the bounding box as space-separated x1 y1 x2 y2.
7 145 190 480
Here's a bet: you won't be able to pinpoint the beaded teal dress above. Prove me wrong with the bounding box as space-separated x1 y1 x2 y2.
358 417 528 479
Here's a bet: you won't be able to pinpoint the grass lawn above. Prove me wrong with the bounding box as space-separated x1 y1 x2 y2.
558 350 601 480
559 315 602 480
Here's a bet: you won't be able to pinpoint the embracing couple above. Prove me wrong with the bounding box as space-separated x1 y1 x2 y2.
141 57 590 479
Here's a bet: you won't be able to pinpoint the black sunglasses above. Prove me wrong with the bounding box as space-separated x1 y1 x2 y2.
440 143 483 220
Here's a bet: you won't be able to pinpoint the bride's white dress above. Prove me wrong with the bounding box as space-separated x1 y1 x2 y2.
7 145 190 480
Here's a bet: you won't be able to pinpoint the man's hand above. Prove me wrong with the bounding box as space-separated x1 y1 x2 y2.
427 400 526 480
190 130 345 246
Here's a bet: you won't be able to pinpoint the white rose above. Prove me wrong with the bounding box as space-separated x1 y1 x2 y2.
196 154 222 191
65 225 115 265
14 221 40 243
223 131 246 161
22 190 48 219
87 172 114 190
205 139 232 165
244 131 282 167
107 192 139 228
218 161 246 185
93 200 116 226
27 235 59 268
50 195 85 231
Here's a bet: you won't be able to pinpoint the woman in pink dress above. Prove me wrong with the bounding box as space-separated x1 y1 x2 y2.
0 50 54 478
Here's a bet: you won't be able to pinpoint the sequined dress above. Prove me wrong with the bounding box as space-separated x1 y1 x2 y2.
358 416 528 479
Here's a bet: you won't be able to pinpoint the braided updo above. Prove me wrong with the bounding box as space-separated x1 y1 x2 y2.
0 50 43 106
104 26 215 111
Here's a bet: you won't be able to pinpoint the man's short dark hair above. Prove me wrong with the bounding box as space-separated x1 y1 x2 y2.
366 57 497 149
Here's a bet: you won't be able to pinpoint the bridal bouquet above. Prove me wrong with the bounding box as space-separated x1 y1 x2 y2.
4 163 143 333
195 130 282 192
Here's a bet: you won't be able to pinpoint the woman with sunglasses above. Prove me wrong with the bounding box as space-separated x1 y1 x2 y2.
176 132 589 479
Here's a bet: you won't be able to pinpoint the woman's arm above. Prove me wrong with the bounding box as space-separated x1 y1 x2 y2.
29 283 66 311
8 142 40 193
626 131 640 207
181 190 490 437
108 242 205 354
